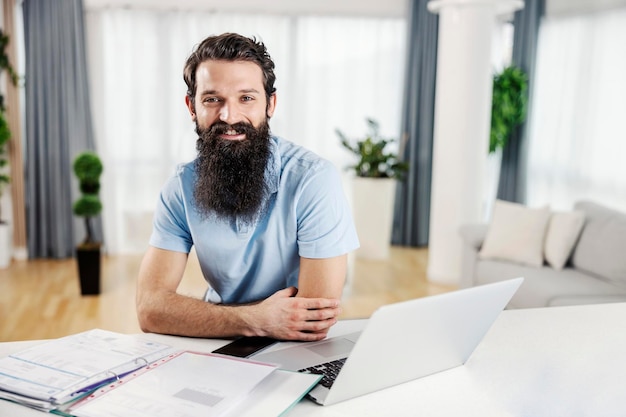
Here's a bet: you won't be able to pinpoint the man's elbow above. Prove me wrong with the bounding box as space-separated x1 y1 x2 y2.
136 292 161 333
136 308 155 333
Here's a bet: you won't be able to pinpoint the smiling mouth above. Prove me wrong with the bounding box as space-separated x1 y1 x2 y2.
208 122 254 141
220 128 246 140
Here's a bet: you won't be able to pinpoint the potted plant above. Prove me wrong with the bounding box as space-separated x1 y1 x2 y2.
73 151 103 295
0 29 19 269
484 65 528 219
337 118 408 259
337 118 409 179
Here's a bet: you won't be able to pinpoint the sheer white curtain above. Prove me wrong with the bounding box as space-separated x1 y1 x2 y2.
84 9 406 254
526 8 626 212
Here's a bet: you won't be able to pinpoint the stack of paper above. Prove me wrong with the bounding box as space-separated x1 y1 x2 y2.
0 329 177 411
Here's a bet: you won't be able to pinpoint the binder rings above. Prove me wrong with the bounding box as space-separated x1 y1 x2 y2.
0 329 177 410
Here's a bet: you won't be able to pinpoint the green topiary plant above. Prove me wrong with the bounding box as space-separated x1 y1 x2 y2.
73 152 103 247
336 118 409 179
490 65 528 153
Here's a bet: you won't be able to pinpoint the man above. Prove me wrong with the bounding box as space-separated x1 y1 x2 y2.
136 33 359 342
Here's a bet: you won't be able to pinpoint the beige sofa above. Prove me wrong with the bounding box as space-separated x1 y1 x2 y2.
459 200 626 308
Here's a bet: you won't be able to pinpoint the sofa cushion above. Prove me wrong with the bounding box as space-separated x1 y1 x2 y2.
479 200 551 268
544 210 585 270
572 201 626 285
475 260 626 308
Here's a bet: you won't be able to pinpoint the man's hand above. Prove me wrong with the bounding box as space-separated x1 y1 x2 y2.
245 287 342 341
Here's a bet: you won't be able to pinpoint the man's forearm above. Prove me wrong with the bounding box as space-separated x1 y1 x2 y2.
137 289 258 338
137 286 341 341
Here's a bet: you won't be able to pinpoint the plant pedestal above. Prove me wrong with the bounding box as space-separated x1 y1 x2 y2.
76 246 101 295
0 223 11 269
352 177 396 260
483 148 503 221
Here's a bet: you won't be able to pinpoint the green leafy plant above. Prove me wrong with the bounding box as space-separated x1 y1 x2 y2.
336 118 409 179
0 29 18 225
73 152 103 247
0 30 19 89
490 65 528 153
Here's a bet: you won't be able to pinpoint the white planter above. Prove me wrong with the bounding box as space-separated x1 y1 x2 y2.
483 148 502 221
352 177 396 260
0 223 11 269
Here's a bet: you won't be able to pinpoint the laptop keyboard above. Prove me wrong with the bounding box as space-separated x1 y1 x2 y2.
298 358 347 388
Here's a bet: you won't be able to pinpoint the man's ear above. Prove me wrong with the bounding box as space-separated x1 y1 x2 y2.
185 95 196 121
266 93 277 118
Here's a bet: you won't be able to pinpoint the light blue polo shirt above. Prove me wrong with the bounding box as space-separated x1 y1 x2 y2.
150 136 360 304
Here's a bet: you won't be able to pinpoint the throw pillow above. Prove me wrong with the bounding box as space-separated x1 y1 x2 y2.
479 200 551 267
544 211 586 270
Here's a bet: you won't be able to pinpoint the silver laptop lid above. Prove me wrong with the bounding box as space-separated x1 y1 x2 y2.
324 278 523 405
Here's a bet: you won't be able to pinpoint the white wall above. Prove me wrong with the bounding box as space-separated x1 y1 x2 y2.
547 0 626 16
83 0 626 18
83 0 408 17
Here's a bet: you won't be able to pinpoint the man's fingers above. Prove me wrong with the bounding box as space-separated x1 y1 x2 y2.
256 289 343 341
305 317 337 332
289 331 328 342
304 306 341 321
301 297 341 310
271 287 339 309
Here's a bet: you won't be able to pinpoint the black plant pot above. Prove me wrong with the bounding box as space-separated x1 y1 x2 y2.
76 246 101 295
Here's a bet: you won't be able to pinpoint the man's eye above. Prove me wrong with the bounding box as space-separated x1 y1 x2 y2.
204 97 219 103
241 96 254 102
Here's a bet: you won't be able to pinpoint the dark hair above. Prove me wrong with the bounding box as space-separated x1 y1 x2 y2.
183 33 277 107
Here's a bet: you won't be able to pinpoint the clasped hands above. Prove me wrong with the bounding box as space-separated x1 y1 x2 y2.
249 286 342 342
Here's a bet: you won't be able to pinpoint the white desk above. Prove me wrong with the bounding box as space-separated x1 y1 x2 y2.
2 303 626 416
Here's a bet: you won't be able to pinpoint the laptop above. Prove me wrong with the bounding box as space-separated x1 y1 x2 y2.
252 278 523 405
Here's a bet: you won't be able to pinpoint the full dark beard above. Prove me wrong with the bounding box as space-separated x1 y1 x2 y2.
193 120 272 224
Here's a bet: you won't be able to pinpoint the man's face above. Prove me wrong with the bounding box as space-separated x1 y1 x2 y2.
186 60 276 135
188 60 276 223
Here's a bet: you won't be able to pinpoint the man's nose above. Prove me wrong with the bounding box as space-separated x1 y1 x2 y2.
218 102 241 124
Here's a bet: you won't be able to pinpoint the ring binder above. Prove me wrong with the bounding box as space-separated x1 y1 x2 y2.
106 371 120 382
0 329 177 411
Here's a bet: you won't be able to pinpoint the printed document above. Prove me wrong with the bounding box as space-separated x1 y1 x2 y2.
70 351 278 417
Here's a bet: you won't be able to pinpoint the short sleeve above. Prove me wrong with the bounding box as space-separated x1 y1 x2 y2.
296 161 360 258
149 170 194 253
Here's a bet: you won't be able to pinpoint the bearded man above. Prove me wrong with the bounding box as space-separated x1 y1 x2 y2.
136 33 359 341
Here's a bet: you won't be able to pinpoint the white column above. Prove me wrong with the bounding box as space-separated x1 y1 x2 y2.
426 0 523 285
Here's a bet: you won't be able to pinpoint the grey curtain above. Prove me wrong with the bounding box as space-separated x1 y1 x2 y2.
23 0 101 258
496 0 546 203
391 0 438 247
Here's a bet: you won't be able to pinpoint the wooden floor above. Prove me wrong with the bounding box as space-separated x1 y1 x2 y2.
0 246 455 342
